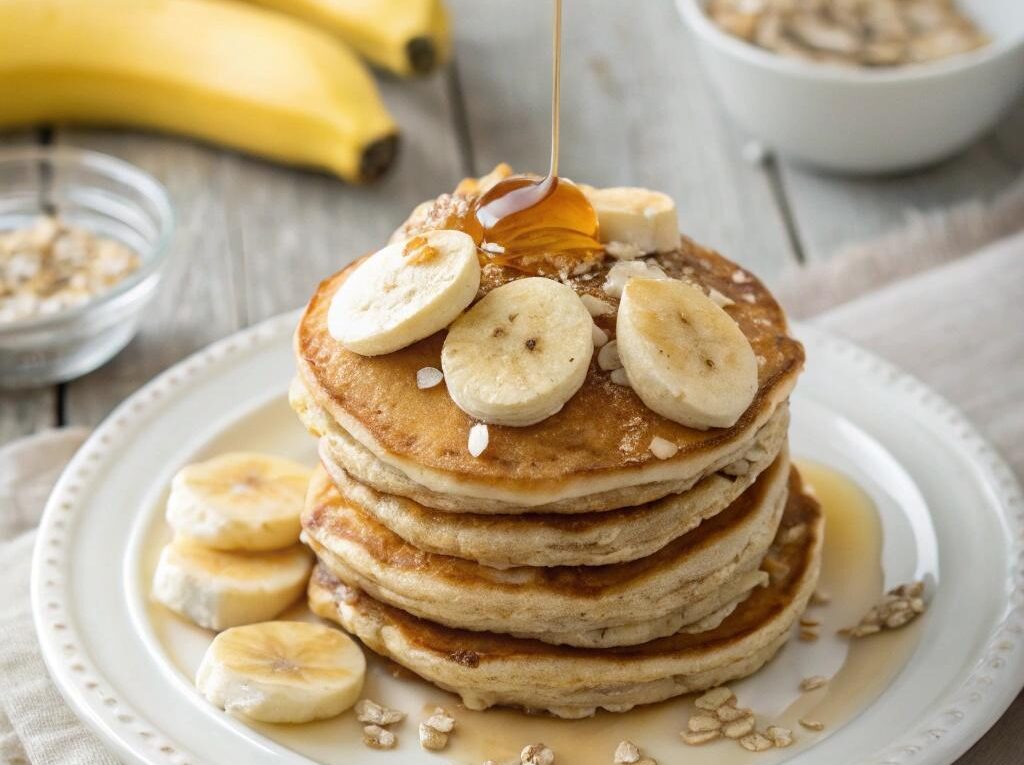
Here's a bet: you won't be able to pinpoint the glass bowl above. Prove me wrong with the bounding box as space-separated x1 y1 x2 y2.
0 147 174 388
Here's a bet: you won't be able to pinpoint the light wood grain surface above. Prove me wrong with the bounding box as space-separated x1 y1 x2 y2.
1 0 1022 761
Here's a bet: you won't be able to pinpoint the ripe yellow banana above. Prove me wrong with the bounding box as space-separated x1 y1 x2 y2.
0 0 399 182
242 0 451 76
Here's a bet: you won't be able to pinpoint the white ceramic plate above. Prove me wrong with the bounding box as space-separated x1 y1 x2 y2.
32 312 1024 765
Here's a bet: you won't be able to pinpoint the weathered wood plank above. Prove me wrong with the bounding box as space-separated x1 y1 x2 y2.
778 96 1024 262
225 75 466 323
447 0 799 283
55 132 242 428
0 131 58 446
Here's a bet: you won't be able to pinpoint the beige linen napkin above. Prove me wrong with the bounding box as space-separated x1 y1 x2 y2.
0 428 118 765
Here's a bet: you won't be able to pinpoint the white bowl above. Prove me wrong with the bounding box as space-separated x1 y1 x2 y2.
678 0 1024 174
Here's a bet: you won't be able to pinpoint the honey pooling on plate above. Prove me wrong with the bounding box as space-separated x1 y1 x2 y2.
460 0 603 276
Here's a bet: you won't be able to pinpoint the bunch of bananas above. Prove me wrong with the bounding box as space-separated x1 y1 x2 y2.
0 0 452 182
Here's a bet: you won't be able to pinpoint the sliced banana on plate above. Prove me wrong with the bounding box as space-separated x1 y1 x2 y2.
196 621 365 724
583 186 680 254
616 278 758 430
328 229 481 356
152 538 313 631
442 277 594 426
166 452 311 552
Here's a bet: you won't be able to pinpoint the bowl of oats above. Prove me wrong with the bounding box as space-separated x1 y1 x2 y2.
678 0 1024 173
0 146 173 388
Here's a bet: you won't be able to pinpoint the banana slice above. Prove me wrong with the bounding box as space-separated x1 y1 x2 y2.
616 278 758 430
152 538 313 631
328 229 480 356
196 621 365 723
441 277 594 426
583 186 680 254
166 452 311 551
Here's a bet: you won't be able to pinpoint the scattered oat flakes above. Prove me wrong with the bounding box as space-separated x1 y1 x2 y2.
841 581 926 637
688 714 722 733
722 716 756 739
481 241 506 255
424 706 455 733
800 616 821 627
762 554 790 582
765 726 793 747
354 699 405 726
799 628 820 642
468 423 489 457
800 675 829 692
716 704 752 722
613 740 640 764
695 686 734 710
610 368 631 387
418 722 448 751
521 742 555 765
416 366 444 389
362 724 397 749
799 718 825 731
649 436 679 460
680 729 720 746
739 732 773 752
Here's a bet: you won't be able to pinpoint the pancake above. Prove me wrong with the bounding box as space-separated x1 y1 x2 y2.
307 467 823 718
293 377 790 517
293 239 804 514
318 413 787 568
301 453 789 643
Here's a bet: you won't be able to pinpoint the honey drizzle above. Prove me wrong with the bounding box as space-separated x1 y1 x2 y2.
467 0 603 275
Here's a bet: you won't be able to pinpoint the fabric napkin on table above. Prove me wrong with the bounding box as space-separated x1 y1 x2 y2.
0 198 1021 763
0 427 118 765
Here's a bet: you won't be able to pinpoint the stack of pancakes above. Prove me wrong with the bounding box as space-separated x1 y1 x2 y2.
293 236 821 718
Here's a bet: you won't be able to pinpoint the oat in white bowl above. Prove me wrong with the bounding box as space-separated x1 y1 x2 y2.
679 0 1024 172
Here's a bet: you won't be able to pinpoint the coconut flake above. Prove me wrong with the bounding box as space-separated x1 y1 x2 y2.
605 241 642 261
603 260 667 299
467 423 489 457
597 340 622 371
708 288 735 308
580 293 615 317
416 367 444 389
649 436 679 460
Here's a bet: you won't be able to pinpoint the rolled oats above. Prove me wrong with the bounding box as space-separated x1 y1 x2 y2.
739 732 773 752
716 704 752 722
800 675 829 692
0 216 140 325
722 716 756 739
521 743 555 765
680 729 721 745
354 698 405 726
688 714 722 733
799 718 825 731
418 722 448 751
842 581 927 637
695 686 734 710
423 707 456 733
613 740 640 764
765 726 794 747
362 724 397 750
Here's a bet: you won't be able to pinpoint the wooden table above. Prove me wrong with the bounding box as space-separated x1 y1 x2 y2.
1 1 1021 759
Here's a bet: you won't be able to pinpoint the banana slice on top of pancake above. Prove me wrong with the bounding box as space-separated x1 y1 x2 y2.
583 186 680 254
166 452 311 551
442 277 594 427
617 278 758 430
328 229 481 356
196 622 365 723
